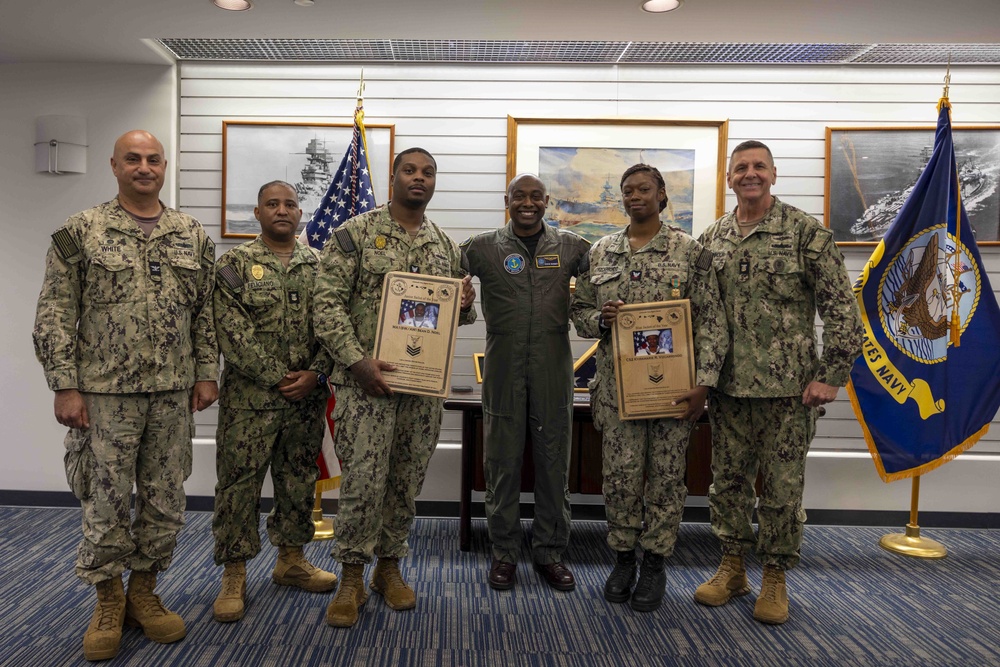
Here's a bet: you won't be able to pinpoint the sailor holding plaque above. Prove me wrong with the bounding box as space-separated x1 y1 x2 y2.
571 164 728 612
313 148 476 628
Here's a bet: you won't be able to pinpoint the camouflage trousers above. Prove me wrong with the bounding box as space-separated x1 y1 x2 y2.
483 397 572 565
330 385 442 564
212 398 325 565
593 385 692 556
707 393 816 570
64 391 193 585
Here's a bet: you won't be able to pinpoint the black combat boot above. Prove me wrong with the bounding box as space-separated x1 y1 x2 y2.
630 552 666 612
603 549 638 603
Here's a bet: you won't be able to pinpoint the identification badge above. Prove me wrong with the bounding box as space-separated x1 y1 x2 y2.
149 260 161 281
535 254 560 269
251 264 265 280
375 235 387 250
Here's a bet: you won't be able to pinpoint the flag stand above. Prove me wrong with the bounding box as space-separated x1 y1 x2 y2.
879 476 947 559
311 486 334 541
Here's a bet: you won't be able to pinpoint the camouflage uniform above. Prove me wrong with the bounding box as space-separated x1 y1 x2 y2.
462 223 590 565
698 197 862 569
211 237 332 565
33 198 217 584
571 224 727 556
313 206 476 564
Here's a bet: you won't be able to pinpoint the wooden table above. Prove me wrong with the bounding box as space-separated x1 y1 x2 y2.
444 393 714 551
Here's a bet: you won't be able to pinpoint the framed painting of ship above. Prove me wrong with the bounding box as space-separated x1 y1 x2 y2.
825 126 1000 245
222 121 395 238
506 117 729 243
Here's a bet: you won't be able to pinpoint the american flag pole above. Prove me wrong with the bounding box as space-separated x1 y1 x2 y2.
306 72 378 539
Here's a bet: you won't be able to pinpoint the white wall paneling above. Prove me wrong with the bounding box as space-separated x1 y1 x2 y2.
176 61 1000 510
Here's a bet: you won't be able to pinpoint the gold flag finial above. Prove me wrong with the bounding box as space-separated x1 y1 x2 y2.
943 56 951 99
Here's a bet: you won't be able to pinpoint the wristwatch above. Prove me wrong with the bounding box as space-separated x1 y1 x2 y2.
316 372 328 387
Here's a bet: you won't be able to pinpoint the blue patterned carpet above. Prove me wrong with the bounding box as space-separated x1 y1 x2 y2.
0 507 998 666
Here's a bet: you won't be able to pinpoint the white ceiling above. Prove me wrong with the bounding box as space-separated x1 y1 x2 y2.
2 0 999 66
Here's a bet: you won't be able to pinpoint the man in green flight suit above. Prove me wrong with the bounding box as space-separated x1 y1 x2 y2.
462 173 590 592
210 181 338 624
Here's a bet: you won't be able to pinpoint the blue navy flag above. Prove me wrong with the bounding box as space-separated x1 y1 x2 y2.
304 104 377 251
847 98 1000 482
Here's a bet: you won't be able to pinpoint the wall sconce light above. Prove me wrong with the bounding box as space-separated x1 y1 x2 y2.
35 115 87 175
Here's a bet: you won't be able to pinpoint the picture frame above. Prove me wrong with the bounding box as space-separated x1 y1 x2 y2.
221 120 395 238
472 353 485 384
824 125 1000 245
506 117 729 243
473 342 599 394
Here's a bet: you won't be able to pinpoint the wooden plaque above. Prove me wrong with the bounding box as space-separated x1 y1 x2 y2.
612 300 695 420
372 271 462 398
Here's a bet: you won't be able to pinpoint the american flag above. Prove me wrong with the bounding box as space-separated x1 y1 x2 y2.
305 102 380 495
304 104 377 251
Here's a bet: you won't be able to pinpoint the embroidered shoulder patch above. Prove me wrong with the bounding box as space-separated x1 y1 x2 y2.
52 228 80 261
695 248 713 272
202 238 217 264
218 264 243 292
334 227 357 254
804 227 832 256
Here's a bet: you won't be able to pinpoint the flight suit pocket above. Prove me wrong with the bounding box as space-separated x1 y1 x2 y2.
762 257 805 302
63 430 94 500
87 254 135 304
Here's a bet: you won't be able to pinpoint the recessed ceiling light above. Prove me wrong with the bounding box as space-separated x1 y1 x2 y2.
294 0 316 6
641 0 683 12
213 0 252 10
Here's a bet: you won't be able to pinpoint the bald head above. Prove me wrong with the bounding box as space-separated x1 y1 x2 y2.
506 173 546 198
113 130 163 159
110 130 167 205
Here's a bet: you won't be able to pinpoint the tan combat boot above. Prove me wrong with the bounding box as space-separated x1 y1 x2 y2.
754 565 789 624
694 554 752 606
213 561 247 623
369 557 416 611
124 570 186 643
272 546 337 592
83 577 126 661
325 563 368 628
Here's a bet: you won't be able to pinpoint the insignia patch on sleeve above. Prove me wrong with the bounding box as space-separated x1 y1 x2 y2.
203 238 217 264
217 264 243 292
804 228 833 256
334 227 357 254
695 248 714 272
51 228 80 261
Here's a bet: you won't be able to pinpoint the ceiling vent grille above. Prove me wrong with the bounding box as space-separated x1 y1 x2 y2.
157 39 1000 65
